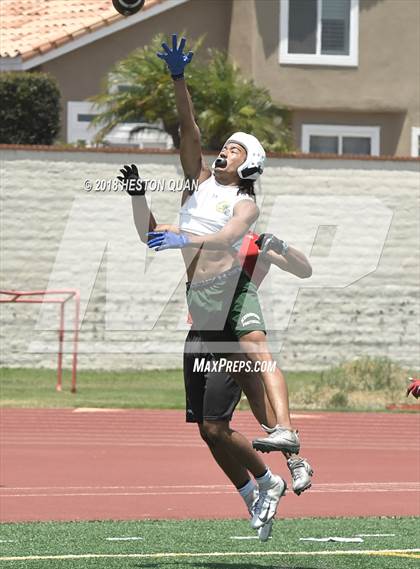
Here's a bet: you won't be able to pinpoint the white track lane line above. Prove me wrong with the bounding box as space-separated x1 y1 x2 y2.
1 482 418 492
1 484 418 498
0 484 234 491
2 442 418 451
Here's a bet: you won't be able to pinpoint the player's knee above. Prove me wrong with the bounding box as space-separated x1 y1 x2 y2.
200 421 228 447
239 331 269 362
198 424 212 446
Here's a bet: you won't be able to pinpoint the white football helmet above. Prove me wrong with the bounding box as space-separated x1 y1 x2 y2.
214 132 266 180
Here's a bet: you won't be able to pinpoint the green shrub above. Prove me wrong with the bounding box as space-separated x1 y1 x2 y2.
0 72 60 144
321 356 406 392
328 391 349 409
291 357 416 411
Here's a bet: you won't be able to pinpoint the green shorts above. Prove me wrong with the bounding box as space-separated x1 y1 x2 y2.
187 266 266 355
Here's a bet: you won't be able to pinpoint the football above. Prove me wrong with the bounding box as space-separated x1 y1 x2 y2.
112 0 145 16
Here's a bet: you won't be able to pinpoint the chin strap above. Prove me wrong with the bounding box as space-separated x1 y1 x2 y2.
240 165 263 179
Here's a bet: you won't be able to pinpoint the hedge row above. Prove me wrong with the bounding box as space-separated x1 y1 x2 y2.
0 72 61 145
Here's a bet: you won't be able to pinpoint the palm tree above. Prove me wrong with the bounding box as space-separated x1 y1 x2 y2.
91 34 292 151
90 34 199 147
191 50 291 152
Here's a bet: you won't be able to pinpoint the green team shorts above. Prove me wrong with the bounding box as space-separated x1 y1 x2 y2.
187 265 266 354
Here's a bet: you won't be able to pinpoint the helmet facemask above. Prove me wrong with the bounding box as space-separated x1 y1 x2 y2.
212 132 265 181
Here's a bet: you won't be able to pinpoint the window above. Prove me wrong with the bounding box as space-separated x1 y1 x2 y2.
302 125 380 156
77 114 98 123
279 0 359 66
67 102 102 145
411 127 420 157
67 101 172 148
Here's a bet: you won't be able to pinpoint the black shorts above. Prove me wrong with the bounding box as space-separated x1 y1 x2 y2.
183 329 242 424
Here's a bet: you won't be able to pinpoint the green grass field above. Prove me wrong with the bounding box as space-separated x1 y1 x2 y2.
1 364 416 411
0 517 418 568
0 367 318 410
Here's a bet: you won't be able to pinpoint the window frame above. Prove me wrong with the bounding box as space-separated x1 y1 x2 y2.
279 0 359 67
67 100 172 148
411 127 420 157
301 124 380 156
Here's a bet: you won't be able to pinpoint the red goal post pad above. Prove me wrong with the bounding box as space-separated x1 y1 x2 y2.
0 289 80 393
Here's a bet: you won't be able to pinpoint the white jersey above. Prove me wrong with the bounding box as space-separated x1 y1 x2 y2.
179 175 254 251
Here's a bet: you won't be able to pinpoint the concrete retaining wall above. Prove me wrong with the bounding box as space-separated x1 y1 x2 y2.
1 148 419 371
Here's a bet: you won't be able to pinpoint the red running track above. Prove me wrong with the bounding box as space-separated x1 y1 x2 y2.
0 409 419 522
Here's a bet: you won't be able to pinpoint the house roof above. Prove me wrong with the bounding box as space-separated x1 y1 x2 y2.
0 0 168 64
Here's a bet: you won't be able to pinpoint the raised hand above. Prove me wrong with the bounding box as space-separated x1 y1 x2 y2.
156 33 193 79
117 164 146 196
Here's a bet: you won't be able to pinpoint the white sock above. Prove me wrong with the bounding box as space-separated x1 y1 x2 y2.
255 467 276 491
237 479 256 511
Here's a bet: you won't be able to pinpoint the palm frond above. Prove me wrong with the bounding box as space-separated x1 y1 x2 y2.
89 33 292 151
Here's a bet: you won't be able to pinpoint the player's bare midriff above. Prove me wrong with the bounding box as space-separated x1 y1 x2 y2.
181 235 240 282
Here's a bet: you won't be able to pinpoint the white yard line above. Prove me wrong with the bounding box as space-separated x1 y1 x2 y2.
357 534 396 537
0 549 419 562
105 537 143 541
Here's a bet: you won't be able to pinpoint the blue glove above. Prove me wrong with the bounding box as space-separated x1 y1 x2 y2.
147 231 190 251
156 34 193 79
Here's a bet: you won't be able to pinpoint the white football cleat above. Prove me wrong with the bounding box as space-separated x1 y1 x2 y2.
257 518 273 542
288 457 314 495
248 488 274 542
253 424 300 454
251 475 287 530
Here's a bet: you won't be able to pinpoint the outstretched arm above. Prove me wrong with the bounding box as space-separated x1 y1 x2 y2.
147 200 259 251
174 79 211 189
118 164 172 243
185 201 259 250
265 247 312 278
256 233 312 278
157 34 211 199
132 197 179 242
132 196 157 243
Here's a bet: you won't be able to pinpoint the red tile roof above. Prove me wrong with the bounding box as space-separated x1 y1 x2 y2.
0 0 163 62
